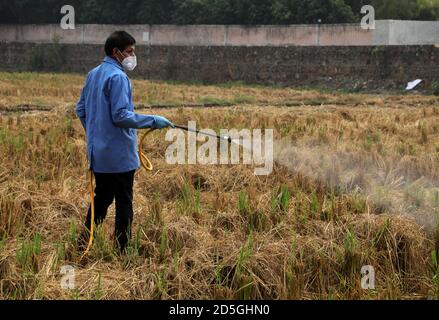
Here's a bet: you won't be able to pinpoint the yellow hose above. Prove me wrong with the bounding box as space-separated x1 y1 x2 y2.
79 170 95 261
80 128 155 261
138 128 155 172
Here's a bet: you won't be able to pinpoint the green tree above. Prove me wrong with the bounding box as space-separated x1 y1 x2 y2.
286 0 356 24
172 0 274 25
416 0 439 19
78 0 139 24
171 0 211 24
344 0 368 20
371 0 419 20
136 0 176 24
239 0 274 24
207 0 241 24
271 0 297 24
4 0 63 24
2 0 438 25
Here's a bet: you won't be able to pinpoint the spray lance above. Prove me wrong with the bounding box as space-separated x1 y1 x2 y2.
173 124 233 143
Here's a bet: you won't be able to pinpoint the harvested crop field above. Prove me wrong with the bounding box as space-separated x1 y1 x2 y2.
0 72 438 300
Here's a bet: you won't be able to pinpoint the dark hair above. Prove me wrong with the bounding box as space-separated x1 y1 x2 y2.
104 31 136 56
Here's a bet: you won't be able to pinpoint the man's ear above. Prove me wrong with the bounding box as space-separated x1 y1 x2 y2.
112 48 122 63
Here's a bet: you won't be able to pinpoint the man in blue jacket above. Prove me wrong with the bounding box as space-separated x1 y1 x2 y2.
76 31 174 253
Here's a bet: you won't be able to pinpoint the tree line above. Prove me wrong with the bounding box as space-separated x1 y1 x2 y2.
1 0 438 25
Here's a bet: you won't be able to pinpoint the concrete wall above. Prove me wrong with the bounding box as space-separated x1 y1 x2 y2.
1 42 438 91
225 25 319 46
1 21 438 46
150 25 225 46
319 24 373 46
389 20 439 45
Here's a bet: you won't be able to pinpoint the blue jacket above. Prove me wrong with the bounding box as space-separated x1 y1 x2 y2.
76 56 156 173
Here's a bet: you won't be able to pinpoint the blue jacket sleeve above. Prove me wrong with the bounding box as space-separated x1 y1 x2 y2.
76 74 89 130
109 74 156 129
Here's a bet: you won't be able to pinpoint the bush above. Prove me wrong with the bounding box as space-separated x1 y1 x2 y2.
431 81 439 96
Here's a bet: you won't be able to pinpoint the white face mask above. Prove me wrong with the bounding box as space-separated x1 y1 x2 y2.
121 55 137 71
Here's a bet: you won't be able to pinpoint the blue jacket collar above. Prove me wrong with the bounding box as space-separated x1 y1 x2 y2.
103 56 124 71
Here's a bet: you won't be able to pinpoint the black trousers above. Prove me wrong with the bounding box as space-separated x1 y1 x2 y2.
84 170 135 252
